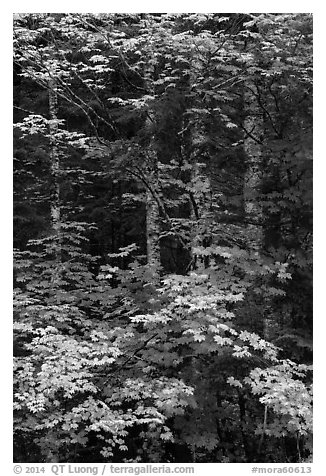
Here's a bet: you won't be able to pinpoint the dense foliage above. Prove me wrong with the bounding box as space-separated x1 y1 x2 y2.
13 13 313 463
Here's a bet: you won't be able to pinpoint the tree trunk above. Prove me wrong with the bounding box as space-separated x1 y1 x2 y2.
48 76 62 288
185 48 213 272
146 159 161 275
190 158 211 271
243 108 263 253
144 43 161 278
243 92 273 340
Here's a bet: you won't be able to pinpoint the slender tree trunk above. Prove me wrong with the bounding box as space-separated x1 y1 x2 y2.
48 76 62 288
144 43 161 277
146 155 161 275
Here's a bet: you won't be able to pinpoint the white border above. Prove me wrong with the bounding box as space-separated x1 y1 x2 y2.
7 1 317 13
3 4 323 475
